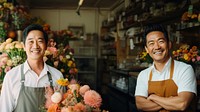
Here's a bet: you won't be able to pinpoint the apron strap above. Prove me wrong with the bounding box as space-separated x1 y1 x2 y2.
47 71 53 88
20 64 53 88
20 64 25 87
149 58 174 81
149 70 153 81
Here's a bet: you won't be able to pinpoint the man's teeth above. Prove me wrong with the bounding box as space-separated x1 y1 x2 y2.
32 50 39 53
154 51 162 54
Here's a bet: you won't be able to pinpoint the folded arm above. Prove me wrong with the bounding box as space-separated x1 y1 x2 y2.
148 92 195 111
135 96 163 111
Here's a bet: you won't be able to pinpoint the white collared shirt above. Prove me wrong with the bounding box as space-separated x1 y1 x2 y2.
135 57 197 97
0 61 63 112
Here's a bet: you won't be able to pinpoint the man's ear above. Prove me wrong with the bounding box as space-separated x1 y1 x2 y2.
145 46 149 53
169 41 172 49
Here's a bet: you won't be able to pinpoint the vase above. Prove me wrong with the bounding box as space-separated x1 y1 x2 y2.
16 30 23 42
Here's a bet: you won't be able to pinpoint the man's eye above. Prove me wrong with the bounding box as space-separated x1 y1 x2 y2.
158 40 164 44
38 40 43 43
28 41 33 43
148 42 154 46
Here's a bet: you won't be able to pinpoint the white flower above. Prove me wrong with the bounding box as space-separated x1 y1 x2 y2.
66 55 70 59
69 52 73 55
6 60 12 66
51 91 62 103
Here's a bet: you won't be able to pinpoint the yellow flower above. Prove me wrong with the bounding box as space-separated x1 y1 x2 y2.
61 58 67 63
5 43 12 50
141 52 147 58
56 78 69 86
5 38 12 44
0 43 6 52
45 50 51 56
67 60 73 67
60 68 65 73
15 43 23 49
183 54 189 61
6 60 13 66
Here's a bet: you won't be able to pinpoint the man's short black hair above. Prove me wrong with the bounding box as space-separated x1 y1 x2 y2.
23 24 48 45
143 24 169 46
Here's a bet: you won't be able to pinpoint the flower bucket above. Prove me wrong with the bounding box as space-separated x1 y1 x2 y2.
16 30 23 42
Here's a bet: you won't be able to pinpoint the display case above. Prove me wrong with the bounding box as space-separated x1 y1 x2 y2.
74 56 97 90
106 68 143 112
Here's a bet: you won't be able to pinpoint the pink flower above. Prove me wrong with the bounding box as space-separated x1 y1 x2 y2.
68 84 80 93
61 107 69 112
197 56 200 61
54 61 59 67
47 47 58 57
80 85 90 96
59 55 64 61
4 66 11 73
69 68 75 74
70 79 77 84
84 90 102 108
192 58 196 62
61 106 73 112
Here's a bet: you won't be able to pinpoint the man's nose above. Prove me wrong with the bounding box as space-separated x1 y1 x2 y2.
33 41 39 48
154 42 161 49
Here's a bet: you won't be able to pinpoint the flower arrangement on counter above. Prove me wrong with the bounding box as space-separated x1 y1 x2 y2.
43 24 78 79
44 37 78 79
172 44 200 64
0 38 26 83
40 78 107 112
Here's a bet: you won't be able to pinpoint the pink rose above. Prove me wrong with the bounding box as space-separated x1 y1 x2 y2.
80 85 90 96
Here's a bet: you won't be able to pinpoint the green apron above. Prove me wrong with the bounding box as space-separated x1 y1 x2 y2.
13 64 53 112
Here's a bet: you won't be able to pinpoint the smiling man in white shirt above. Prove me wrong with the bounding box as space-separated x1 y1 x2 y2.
0 24 63 112
135 24 197 112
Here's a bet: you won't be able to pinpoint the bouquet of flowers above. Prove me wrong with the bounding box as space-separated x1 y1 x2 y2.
0 38 26 83
42 78 106 112
44 37 78 79
172 44 200 64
